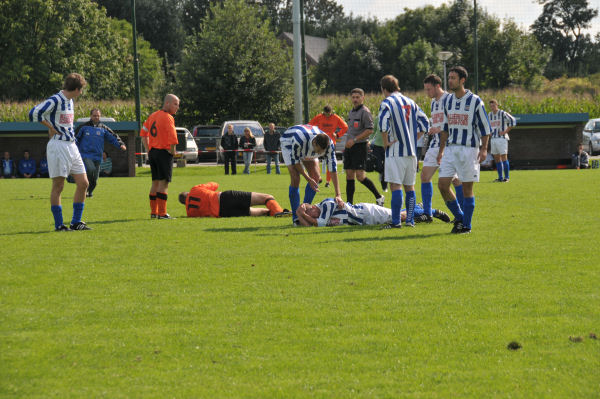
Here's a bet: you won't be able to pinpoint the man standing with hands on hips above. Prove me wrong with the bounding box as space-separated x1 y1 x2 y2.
141 94 180 219
435 66 492 234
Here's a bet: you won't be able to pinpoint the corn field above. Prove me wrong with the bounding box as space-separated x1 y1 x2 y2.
2 89 598 127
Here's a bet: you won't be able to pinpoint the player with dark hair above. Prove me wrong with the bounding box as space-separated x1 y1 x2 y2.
179 182 290 218
434 66 492 234
345 88 384 205
488 99 517 182
378 74 429 229
421 74 464 222
280 124 343 224
309 105 348 187
141 94 180 219
29 73 90 231
296 197 449 227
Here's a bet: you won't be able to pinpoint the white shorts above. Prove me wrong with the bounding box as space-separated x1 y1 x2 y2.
47 139 85 178
385 156 417 185
439 146 480 182
423 146 441 168
360 203 392 225
490 138 508 155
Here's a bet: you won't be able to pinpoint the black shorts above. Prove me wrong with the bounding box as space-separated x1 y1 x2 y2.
219 190 252 217
149 148 173 182
343 141 368 171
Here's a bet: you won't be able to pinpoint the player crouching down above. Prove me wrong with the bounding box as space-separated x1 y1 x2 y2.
296 198 449 227
179 182 291 218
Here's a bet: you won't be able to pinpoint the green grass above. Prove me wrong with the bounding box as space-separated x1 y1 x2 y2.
1 166 599 398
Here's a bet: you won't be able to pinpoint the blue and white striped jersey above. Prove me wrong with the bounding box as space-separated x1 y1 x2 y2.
489 110 517 140
442 90 492 148
280 125 337 172
428 92 450 149
29 91 76 142
315 198 391 226
378 92 429 157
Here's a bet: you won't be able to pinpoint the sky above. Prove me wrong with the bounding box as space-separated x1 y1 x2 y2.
336 0 600 36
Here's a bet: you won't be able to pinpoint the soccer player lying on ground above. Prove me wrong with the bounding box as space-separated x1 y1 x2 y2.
179 182 291 218
296 197 450 227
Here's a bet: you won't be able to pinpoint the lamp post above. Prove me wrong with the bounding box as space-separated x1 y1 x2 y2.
437 51 453 91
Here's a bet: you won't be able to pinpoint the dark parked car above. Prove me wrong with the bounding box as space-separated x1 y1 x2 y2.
193 125 221 161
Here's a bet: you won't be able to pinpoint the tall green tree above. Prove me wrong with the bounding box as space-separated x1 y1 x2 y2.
314 33 382 93
93 0 185 63
176 0 293 125
531 0 599 77
0 0 143 100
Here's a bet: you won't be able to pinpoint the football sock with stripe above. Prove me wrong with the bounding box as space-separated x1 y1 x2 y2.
496 162 503 180
391 189 403 226
51 205 63 229
289 186 300 221
303 183 317 204
71 202 84 225
454 184 464 211
446 199 464 222
156 192 168 216
360 177 381 200
346 179 355 204
503 160 510 180
462 196 475 229
405 190 416 225
265 198 283 216
149 194 157 216
421 182 433 216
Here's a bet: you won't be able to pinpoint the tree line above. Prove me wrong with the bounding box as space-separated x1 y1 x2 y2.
1 0 598 125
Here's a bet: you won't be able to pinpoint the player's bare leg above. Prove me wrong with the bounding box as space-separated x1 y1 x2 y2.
51 177 65 206
72 173 89 203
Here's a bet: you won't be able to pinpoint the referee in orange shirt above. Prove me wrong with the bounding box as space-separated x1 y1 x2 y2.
140 94 180 219
309 105 348 187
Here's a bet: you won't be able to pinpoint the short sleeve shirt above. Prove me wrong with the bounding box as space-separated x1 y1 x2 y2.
346 105 373 143
141 110 178 150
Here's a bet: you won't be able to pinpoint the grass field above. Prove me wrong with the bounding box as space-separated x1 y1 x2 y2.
1 165 599 398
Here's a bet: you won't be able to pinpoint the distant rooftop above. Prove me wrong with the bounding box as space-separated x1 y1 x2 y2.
279 32 329 66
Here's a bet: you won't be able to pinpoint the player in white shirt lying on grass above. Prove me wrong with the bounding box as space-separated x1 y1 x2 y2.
296 197 450 227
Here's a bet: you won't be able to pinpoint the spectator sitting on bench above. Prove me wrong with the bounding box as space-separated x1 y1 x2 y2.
572 143 589 169
99 151 113 177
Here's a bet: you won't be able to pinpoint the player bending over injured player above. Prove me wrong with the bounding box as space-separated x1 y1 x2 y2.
179 182 291 218
296 198 450 227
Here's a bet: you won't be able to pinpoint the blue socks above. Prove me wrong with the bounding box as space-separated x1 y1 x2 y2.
289 186 300 221
51 205 63 229
496 162 503 180
445 199 464 222
71 202 84 225
454 184 464 211
405 190 416 225
462 196 475 229
303 183 316 205
421 182 433 216
503 160 510 180
391 189 403 225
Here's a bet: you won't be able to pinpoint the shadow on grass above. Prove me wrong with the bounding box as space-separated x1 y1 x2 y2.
0 218 148 236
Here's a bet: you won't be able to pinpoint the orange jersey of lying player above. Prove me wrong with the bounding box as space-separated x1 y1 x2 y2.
185 182 221 217
140 110 178 150
309 113 348 143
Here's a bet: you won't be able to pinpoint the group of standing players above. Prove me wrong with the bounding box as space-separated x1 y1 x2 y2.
285 66 516 233
30 66 514 233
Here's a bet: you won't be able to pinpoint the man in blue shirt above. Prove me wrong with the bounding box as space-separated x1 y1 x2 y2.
75 109 126 197
1 151 16 179
18 150 36 178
